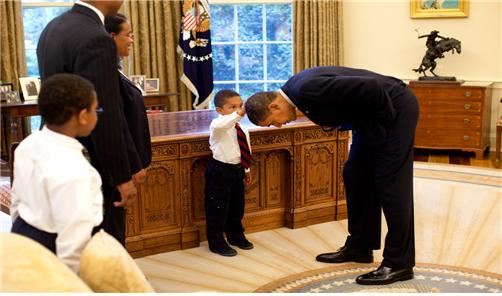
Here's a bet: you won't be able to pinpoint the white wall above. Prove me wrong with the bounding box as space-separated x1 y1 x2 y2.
343 0 502 149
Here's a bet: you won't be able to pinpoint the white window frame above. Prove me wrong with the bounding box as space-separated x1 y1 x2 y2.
211 1 293 95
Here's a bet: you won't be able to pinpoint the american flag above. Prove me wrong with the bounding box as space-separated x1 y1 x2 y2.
183 12 196 31
178 0 213 109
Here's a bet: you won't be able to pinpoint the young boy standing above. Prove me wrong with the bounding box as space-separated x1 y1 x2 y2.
205 90 254 257
10 73 103 273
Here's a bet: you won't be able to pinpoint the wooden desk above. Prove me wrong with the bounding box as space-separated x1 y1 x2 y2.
0 93 178 158
143 92 178 111
126 110 349 257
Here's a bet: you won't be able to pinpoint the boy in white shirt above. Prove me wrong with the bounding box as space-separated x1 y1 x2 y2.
10 73 103 273
205 90 254 257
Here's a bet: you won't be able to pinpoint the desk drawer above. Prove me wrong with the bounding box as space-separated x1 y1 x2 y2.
417 114 481 130
418 100 482 114
411 87 484 100
415 129 481 148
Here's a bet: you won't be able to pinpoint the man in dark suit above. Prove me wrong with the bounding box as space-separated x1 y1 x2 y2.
245 66 419 285
37 0 143 245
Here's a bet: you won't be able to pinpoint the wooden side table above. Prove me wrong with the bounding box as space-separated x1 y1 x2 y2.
409 81 493 159
1 101 39 153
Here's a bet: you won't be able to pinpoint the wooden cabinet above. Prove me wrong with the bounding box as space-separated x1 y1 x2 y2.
409 82 492 159
125 110 349 258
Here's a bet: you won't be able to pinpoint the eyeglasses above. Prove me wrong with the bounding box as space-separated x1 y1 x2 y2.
95 107 104 115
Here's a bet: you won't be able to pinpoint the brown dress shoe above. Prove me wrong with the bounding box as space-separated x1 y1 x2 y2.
315 246 373 263
356 265 414 285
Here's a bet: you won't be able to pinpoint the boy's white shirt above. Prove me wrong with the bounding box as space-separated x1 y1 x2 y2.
209 111 252 173
10 126 103 273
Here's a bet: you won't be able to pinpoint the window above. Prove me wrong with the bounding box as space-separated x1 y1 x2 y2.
21 1 293 113
210 2 293 101
22 1 72 130
22 1 73 77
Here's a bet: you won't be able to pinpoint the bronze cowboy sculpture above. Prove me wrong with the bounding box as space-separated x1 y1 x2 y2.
413 30 461 80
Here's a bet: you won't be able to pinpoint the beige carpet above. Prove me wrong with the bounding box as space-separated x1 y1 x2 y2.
135 162 501 292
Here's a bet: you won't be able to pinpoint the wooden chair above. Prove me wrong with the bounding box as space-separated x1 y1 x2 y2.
496 115 502 168
495 97 502 168
9 142 19 185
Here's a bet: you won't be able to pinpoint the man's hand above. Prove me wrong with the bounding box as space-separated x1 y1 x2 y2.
244 172 252 188
132 169 147 185
115 180 137 208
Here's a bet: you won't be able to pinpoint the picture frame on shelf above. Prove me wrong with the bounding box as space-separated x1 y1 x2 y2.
411 0 469 19
130 75 146 95
0 82 13 93
19 77 41 101
144 78 160 93
0 82 14 103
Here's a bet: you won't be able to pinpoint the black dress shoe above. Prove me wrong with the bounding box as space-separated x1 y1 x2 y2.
209 244 237 257
356 265 413 285
316 246 373 263
228 238 254 250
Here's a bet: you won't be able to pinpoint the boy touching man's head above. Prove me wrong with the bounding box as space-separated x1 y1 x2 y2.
204 89 254 257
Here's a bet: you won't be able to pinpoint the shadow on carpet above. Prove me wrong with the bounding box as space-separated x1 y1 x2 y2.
255 263 501 293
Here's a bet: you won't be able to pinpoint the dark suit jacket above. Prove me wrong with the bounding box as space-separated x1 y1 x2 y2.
119 72 152 173
281 66 411 146
37 4 131 186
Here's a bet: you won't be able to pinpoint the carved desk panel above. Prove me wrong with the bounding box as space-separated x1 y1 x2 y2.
126 110 348 257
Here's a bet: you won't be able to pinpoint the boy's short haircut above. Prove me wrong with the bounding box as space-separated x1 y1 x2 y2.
213 89 240 108
38 73 96 125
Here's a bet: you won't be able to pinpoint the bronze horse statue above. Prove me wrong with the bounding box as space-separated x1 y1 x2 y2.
413 38 461 77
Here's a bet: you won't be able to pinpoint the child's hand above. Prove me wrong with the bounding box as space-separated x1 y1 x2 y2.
237 105 246 117
244 171 251 188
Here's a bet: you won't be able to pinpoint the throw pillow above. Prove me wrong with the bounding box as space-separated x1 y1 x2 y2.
0 232 91 292
79 230 154 292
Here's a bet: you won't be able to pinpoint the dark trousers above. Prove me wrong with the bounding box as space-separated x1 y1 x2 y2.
80 138 126 246
99 184 126 245
343 89 419 269
11 216 57 253
11 216 101 254
205 158 246 248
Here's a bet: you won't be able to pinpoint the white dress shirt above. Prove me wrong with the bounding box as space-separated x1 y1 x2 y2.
278 88 297 109
10 126 103 273
209 112 252 173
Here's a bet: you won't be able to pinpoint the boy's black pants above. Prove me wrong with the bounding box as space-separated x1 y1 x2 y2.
205 158 246 249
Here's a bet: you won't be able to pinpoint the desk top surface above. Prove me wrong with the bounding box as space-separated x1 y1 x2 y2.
147 110 314 140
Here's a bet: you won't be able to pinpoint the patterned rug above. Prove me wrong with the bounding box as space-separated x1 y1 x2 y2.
255 263 502 293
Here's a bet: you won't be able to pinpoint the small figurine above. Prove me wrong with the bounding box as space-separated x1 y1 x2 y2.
413 30 461 80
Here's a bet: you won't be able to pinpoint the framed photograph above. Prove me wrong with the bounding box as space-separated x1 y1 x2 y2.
0 82 14 103
0 82 13 93
411 0 469 19
19 77 41 101
144 78 160 92
130 75 146 95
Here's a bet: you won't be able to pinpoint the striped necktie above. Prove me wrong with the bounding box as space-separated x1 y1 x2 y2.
235 123 251 169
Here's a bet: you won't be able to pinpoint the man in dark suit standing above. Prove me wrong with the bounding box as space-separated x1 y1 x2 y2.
245 66 419 285
37 0 143 245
